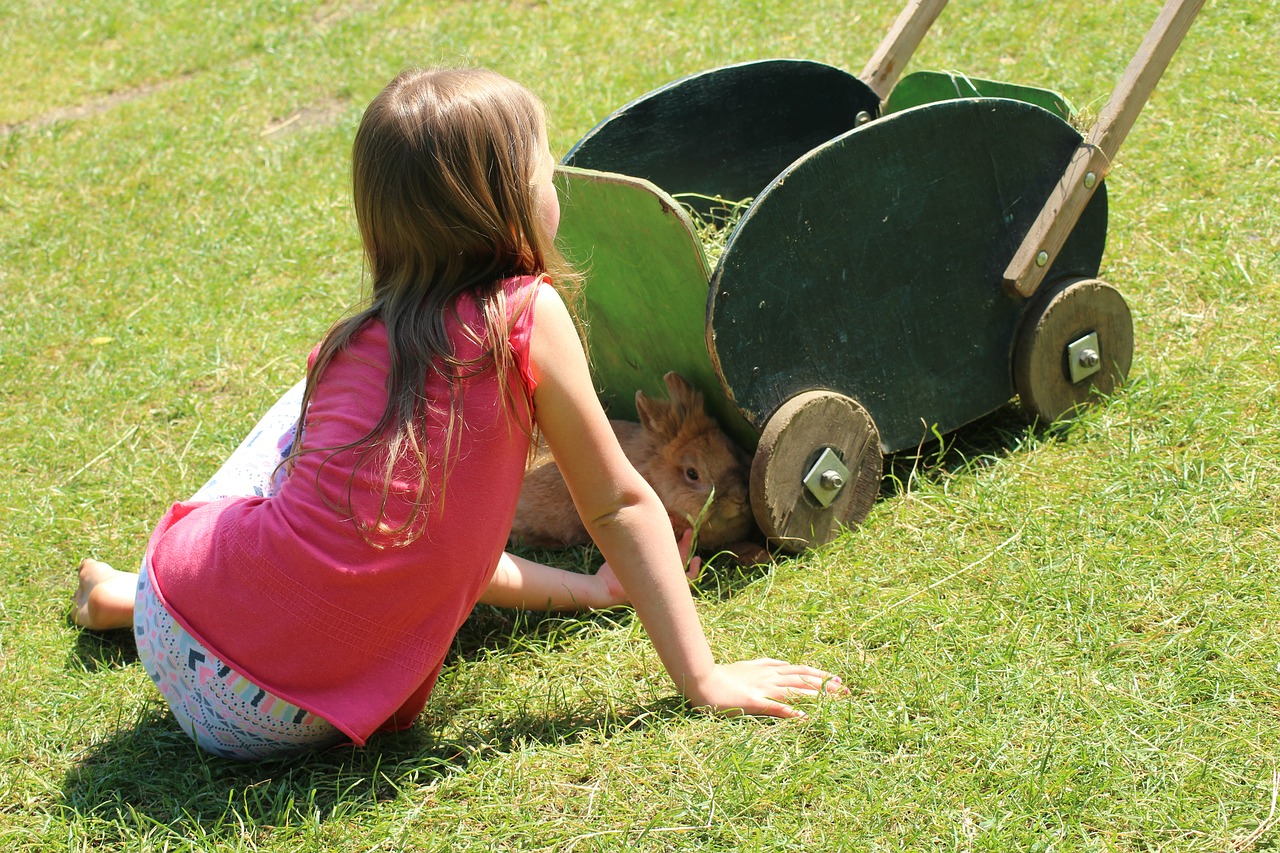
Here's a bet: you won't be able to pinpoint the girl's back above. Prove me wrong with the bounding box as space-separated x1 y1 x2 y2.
145 277 540 744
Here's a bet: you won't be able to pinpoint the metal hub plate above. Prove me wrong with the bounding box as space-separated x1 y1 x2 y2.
1067 331 1102 384
802 447 850 508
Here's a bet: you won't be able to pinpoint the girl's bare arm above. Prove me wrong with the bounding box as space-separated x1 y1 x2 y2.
478 534 700 612
527 285 846 717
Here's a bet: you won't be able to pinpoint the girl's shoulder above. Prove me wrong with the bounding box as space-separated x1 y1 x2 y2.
452 275 544 321
501 275 547 366
441 276 547 376
468 275 550 343
504 273 546 295
501 273 548 312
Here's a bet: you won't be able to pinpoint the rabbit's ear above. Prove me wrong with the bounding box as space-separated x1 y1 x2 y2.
635 388 679 441
662 372 703 419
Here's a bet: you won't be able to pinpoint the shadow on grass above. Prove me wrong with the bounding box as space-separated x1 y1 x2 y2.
69 625 140 672
60 691 686 842
58 581 692 843
878 401 1077 501
66 700 681 838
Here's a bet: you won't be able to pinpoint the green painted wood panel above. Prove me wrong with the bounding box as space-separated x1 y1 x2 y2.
552 166 757 448
708 98 1108 453
886 70 1077 121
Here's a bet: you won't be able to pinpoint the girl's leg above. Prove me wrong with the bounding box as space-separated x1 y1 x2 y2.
73 380 306 631
134 558 344 759
77 380 341 757
72 559 137 630
188 379 306 503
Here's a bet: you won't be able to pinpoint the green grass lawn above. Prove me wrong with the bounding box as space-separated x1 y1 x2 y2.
2 0 1278 849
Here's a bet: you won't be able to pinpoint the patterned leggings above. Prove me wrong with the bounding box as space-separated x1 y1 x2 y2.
134 380 346 760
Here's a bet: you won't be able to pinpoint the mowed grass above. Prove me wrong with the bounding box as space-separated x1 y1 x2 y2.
2 0 1278 849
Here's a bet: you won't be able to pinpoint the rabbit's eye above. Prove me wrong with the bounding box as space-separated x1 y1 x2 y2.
685 468 700 483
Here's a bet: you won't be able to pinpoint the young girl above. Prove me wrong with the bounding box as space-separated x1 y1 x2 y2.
72 66 847 759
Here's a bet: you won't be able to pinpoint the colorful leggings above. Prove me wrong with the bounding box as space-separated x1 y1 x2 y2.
134 380 346 759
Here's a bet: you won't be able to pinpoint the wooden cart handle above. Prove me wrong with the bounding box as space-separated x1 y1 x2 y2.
1003 0 1205 298
860 0 950 102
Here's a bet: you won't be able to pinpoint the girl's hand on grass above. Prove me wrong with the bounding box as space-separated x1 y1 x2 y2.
594 528 703 608
685 659 849 719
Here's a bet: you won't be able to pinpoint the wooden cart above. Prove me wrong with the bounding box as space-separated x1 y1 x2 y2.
552 0 1203 552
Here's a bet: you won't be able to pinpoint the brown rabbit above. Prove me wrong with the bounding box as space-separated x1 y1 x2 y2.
510 372 756 552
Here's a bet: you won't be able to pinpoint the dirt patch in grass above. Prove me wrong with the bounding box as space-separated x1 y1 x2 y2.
259 96 351 138
1 76 351 141
0 77 187 136
311 0 379 30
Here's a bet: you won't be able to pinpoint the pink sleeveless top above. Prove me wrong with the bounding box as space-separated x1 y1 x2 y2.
146 276 542 744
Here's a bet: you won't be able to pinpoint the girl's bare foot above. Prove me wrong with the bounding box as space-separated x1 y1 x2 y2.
73 559 137 631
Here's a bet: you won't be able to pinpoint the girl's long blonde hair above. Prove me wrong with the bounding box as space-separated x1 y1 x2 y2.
289 67 577 545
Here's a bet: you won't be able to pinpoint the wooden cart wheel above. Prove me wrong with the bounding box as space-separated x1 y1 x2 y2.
1013 277 1134 423
749 391 883 553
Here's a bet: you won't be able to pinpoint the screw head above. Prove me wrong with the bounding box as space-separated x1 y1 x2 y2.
1077 348 1100 368
820 470 845 491
1035 250 1049 267
1084 171 1097 189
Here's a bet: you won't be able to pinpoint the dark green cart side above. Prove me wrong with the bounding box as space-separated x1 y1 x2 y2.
564 59 881 218
709 96 1108 454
